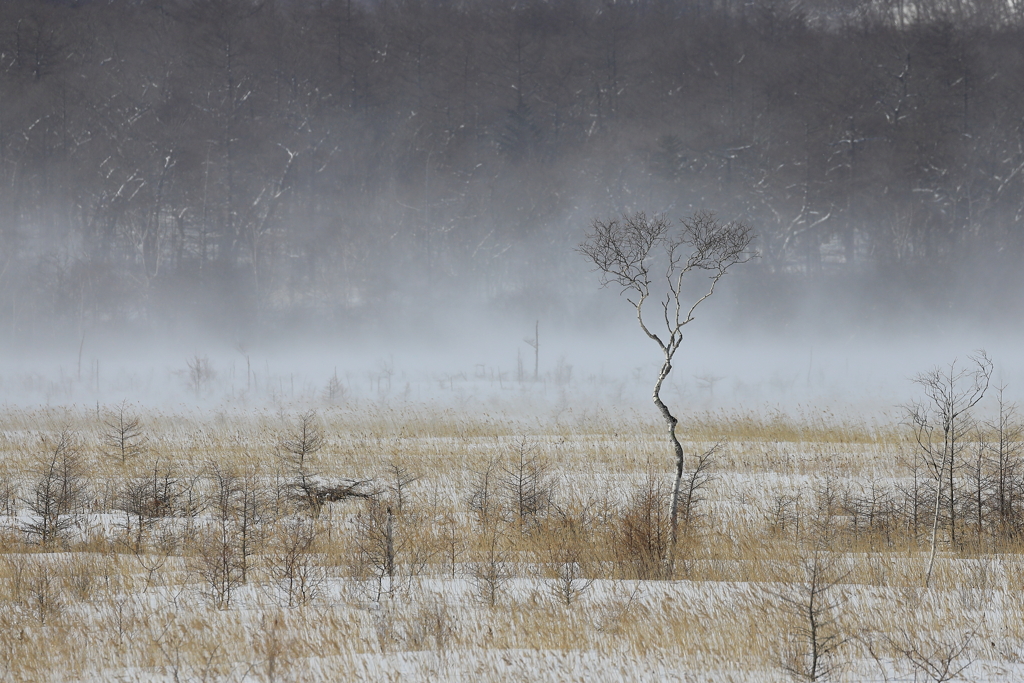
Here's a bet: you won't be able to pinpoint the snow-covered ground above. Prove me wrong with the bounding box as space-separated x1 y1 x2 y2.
0 402 1021 681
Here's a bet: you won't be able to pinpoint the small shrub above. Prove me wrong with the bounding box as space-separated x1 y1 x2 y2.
352 498 408 599
267 517 326 608
615 473 672 580
501 437 556 529
765 543 849 682
470 526 514 607
23 428 87 546
101 400 148 462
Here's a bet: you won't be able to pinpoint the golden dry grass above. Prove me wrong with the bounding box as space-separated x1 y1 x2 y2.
0 403 1019 681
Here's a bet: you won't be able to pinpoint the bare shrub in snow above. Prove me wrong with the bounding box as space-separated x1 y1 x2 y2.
615 473 672 580
101 400 148 462
280 410 372 516
23 428 87 546
352 494 433 600
501 437 555 529
765 542 849 681
470 526 514 607
266 516 326 608
888 628 975 682
545 501 597 605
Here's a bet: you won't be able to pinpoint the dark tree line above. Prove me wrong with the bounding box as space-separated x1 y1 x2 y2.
2 0 1024 343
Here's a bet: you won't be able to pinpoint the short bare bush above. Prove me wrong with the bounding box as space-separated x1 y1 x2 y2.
470 526 514 606
267 517 326 607
116 461 181 552
23 428 87 546
468 458 500 528
887 628 975 682
280 410 371 516
352 497 414 599
4 555 65 624
191 522 245 609
189 462 266 608
545 502 597 605
615 473 672 580
765 543 849 682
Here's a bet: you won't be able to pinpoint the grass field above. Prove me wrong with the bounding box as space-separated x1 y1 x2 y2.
0 400 1021 682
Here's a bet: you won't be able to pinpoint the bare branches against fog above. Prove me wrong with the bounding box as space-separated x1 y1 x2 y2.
578 211 755 357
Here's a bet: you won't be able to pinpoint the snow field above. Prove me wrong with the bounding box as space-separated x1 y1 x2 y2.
0 404 1021 681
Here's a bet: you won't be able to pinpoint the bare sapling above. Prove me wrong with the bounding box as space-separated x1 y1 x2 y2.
280 410 324 498
677 442 719 534
471 526 514 607
895 441 933 542
766 540 849 681
985 385 1024 539
24 428 87 546
267 517 326 607
102 400 148 462
904 351 992 586
501 437 555 529
353 498 401 600
236 463 265 584
469 458 500 529
118 479 163 554
385 462 420 516
5 555 68 625
438 512 463 579
617 472 672 580
191 462 265 608
193 466 244 609
323 370 346 403
117 460 180 553
846 478 897 542
0 474 14 517
280 410 371 516
25 558 65 624
764 486 806 539
966 437 988 543
579 210 754 565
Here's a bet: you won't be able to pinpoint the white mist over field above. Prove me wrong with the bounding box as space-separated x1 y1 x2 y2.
3 298 1021 421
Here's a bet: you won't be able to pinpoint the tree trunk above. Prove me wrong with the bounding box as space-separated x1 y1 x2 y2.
925 445 949 588
948 431 957 547
653 355 685 571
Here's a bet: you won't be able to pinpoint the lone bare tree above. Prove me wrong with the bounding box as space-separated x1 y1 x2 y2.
905 351 993 586
579 210 754 558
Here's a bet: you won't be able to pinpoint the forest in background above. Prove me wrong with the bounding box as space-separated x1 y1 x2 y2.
2 0 1024 347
